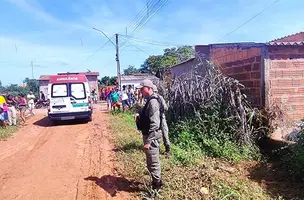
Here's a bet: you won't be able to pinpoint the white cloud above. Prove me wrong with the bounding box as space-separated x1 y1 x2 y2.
6 0 89 31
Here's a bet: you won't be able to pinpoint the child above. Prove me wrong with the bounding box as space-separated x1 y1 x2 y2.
18 94 27 125
0 105 7 128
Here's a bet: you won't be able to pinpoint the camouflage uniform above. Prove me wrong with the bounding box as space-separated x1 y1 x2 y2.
141 93 163 189
152 85 170 153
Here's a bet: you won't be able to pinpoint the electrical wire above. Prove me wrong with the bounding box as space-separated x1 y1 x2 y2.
130 0 170 37
82 35 114 63
126 0 162 35
125 0 157 33
119 34 184 47
217 0 281 42
119 37 150 56
120 0 170 48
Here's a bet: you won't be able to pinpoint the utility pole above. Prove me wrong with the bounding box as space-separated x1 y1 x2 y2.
115 33 121 90
31 61 34 79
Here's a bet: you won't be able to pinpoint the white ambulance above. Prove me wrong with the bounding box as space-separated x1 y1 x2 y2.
47 74 93 122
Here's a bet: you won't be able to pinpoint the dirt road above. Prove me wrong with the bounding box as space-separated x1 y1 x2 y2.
0 105 132 200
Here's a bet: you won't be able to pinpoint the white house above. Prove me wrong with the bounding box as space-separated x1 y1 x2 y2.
119 74 159 89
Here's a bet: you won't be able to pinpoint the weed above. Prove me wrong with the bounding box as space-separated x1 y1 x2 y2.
169 118 259 163
0 126 17 140
110 113 276 199
280 133 304 181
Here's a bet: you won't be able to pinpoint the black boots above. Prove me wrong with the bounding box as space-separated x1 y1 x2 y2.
165 145 171 155
152 180 163 190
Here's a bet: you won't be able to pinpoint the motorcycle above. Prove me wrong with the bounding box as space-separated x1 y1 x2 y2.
35 99 48 109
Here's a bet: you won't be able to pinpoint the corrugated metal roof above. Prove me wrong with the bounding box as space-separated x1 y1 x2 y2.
38 75 51 81
269 32 304 43
121 74 158 81
170 57 195 69
267 41 304 46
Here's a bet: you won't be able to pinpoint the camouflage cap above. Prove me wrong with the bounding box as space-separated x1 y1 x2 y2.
137 79 154 89
152 84 158 92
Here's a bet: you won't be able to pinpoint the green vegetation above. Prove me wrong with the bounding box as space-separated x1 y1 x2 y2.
169 118 260 163
99 76 117 86
280 133 304 181
140 46 194 74
0 78 39 97
159 59 264 164
110 113 280 199
0 126 18 140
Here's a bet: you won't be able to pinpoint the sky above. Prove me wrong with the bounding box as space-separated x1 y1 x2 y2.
0 0 303 85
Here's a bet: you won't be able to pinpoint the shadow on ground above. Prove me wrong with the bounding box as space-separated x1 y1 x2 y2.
84 175 143 197
249 137 304 199
33 117 88 127
249 161 304 200
113 140 143 152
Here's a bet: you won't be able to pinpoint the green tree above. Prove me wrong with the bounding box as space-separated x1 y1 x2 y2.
161 55 178 68
109 76 117 85
99 76 117 86
0 81 4 93
24 78 39 93
100 76 110 85
140 61 151 73
176 45 195 62
143 55 164 74
141 45 194 74
123 65 140 75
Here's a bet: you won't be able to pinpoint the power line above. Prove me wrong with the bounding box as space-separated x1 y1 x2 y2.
130 0 170 38
125 0 161 35
120 0 170 48
119 34 183 47
217 0 281 42
125 0 155 32
121 39 151 56
93 27 116 47
82 36 114 63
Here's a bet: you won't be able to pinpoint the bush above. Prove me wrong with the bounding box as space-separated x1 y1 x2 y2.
280 133 304 181
156 56 265 163
170 118 259 163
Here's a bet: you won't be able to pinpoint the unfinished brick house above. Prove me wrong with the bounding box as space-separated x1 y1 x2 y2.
173 32 304 121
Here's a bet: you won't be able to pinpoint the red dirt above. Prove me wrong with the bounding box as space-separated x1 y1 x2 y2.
0 105 133 200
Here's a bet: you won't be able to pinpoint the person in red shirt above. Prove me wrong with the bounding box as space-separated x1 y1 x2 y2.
105 88 109 101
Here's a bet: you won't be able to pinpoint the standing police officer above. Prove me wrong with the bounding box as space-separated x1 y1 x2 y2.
152 84 171 155
136 79 164 192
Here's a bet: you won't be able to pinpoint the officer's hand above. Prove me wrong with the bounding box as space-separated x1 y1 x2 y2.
134 113 139 120
143 144 151 150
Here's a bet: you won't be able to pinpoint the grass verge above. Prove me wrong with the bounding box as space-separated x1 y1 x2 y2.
110 112 282 199
0 126 18 140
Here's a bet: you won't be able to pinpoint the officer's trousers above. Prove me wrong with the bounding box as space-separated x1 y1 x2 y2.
161 118 170 147
144 139 162 184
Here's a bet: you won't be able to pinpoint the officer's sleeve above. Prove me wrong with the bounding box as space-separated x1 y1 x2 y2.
145 99 160 145
160 96 168 111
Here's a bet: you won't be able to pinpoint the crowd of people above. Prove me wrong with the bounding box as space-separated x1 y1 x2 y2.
0 91 44 128
100 85 145 112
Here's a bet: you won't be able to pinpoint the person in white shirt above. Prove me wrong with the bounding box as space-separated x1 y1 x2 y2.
27 91 36 116
120 85 130 112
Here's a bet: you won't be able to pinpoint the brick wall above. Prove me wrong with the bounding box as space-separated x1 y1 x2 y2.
265 45 304 120
209 45 264 107
87 75 99 97
170 59 195 77
39 80 49 99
